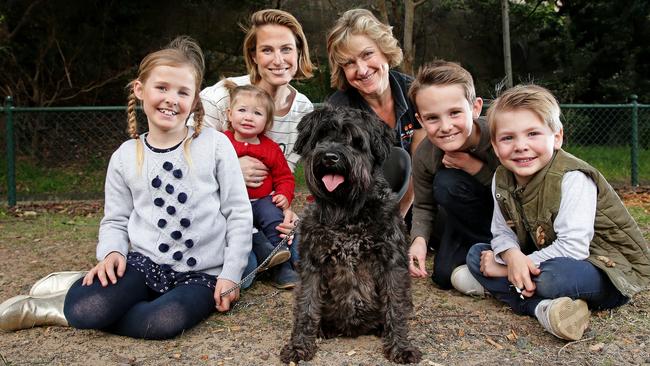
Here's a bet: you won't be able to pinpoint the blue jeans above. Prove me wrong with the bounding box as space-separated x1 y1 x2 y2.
430 168 493 288
466 243 629 317
251 196 285 246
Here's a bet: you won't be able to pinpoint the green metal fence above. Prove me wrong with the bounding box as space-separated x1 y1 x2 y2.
2 96 649 206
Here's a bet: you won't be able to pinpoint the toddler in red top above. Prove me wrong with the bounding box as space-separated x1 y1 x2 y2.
223 81 296 278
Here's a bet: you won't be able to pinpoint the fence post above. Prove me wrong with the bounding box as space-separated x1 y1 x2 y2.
630 95 639 187
4 96 16 206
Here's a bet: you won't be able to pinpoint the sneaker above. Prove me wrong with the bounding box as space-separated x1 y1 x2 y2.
258 246 291 273
30 271 86 296
535 297 590 341
271 262 298 290
450 265 485 296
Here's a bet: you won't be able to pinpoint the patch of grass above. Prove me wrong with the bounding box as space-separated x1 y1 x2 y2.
0 157 106 199
564 145 650 185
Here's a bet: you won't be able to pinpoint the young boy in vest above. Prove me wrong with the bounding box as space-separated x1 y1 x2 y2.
407 60 500 292
466 84 650 341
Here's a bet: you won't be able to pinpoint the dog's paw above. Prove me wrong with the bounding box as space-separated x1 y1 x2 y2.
384 345 422 364
280 343 316 364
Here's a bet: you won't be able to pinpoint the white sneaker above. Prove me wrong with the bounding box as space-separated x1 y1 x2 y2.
29 271 86 296
535 297 590 341
450 265 485 296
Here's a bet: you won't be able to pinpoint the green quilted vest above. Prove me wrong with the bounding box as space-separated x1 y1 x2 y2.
494 149 650 297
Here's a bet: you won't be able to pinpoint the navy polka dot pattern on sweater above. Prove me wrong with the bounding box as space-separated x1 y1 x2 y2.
148 154 198 269
152 176 162 188
127 252 214 293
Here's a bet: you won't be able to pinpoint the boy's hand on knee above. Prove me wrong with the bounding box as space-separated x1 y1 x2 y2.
215 279 240 312
408 237 428 278
83 251 126 287
479 250 507 277
502 248 540 296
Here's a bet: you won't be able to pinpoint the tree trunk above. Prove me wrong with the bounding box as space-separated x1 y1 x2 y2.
402 0 427 75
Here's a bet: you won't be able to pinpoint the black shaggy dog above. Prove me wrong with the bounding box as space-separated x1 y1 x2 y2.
280 106 422 364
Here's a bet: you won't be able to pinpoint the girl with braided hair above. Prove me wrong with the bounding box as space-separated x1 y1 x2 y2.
0 36 254 339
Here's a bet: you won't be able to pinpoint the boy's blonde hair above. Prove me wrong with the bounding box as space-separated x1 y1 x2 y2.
223 79 275 133
327 8 403 90
408 60 476 110
126 36 205 171
487 84 562 141
242 9 314 84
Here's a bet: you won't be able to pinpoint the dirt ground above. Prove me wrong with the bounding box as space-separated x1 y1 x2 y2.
0 191 649 366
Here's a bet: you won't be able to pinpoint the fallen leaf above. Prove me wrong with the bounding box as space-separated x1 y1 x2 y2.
590 343 605 352
347 350 356 356
486 337 504 350
458 328 465 337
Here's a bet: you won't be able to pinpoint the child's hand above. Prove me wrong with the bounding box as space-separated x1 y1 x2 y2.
501 248 541 297
408 237 429 278
443 152 483 175
214 278 240 312
276 209 298 245
479 250 508 277
83 251 126 287
272 194 289 210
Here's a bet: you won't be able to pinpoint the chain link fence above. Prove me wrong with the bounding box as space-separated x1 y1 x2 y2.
2 98 649 205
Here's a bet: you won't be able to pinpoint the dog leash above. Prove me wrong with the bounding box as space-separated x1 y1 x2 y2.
220 221 299 297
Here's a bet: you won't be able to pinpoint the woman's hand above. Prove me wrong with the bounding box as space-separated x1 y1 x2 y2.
239 156 269 188
83 251 126 287
214 278 240 312
479 250 508 278
501 248 540 297
276 209 299 245
272 194 289 210
408 237 429 278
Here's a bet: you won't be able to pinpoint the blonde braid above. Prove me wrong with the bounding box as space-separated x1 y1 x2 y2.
191 98 204 138
126 87 139 139
126 86 144 172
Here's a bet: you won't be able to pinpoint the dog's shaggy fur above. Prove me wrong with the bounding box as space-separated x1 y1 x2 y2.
280 106 422 364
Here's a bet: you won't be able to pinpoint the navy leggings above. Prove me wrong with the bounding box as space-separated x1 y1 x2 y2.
64 266 216 339
430 168 493 288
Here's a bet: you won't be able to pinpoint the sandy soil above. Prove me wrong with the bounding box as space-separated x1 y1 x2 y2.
0 195 649 366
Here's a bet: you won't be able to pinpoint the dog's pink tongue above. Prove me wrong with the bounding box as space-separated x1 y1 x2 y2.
322 174 344 192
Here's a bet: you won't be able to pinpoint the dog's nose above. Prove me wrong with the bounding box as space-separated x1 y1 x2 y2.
322 152 340 166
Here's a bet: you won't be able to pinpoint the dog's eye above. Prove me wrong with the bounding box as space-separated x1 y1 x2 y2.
351 136 367 151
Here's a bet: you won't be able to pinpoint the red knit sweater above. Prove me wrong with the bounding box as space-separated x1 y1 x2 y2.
223 130 295 204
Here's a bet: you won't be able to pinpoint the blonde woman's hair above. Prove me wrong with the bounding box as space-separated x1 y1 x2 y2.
126 35 205 171
223 79 275 133
408 60 476 111
327 8 403 90
242 9 314 85
487 84 562 142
